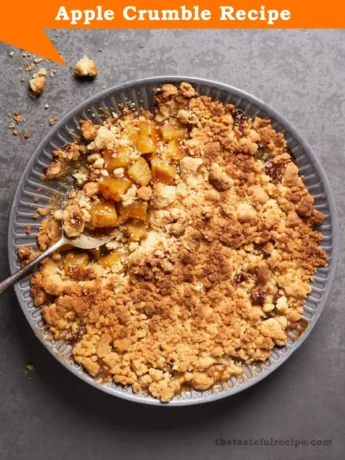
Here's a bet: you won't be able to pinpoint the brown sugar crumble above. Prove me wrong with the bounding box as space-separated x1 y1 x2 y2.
20 83 327 402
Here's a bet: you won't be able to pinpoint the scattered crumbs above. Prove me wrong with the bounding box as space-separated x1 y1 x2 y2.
32 212 39 219
24 61 34 72
91 113 96 118
40 123 44 127
8 112 12 117
24 131 31 139
13 129 18 135
37 207 49 216
22 53 27 58
49 116 59 126
49 70 56 78
8 123 15 129
33 58 42 64
14 111 22 124
45 104 49 109
25 225 31 235
20 77 25 83
33 195 39 202
9 51 15 57
24 363 34 379
99 48 103 52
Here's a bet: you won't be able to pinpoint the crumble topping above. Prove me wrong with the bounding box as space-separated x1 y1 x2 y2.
29 68 47 99
73 56 98 78
21 83 327 402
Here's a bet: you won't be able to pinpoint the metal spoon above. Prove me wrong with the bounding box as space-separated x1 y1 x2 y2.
0 227 115 295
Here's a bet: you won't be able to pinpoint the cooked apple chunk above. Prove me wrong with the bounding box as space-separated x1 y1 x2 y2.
128 157 152 186
124 220 148 241
98 251 121 268
103 149 131 170
63 252 89 279
126 127 139 145
165 139 186 160
90 200 118 228
151 159 176 184
137 121 158 153
160 123 188 141
119 201 147 222
99 178 132 201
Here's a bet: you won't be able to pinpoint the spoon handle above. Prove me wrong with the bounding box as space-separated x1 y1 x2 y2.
0 238 65 295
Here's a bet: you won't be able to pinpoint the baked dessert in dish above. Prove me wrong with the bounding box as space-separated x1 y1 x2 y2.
19 82 327 402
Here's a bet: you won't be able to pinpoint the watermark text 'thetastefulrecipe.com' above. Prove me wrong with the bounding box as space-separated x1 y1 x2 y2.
215 438 332 448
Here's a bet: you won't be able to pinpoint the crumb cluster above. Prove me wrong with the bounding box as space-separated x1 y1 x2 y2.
29 68 47 99
73 56 98 78
20 83 326 402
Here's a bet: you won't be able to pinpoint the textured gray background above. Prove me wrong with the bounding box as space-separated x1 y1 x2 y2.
0 29 344 460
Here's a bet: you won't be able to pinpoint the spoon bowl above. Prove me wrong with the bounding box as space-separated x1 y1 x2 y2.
0 221 115 294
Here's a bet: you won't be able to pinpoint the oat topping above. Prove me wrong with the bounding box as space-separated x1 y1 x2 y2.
21 83 326 402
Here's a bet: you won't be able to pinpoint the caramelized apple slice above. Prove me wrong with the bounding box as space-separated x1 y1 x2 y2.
126 127 139 145
160 124 188 141
151 159 176 185
90 200 118 228
99 178 132 201
103 149 131 170
165 139 186 160
119 201 147 222
128 157 152 186
137 121 158 154
98 251 121 268
124 219 148 241
63 252 89 279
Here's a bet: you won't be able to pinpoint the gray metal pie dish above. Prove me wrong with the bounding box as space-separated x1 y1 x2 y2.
8 76 339 406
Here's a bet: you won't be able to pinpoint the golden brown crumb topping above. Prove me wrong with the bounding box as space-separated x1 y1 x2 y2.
29 68 46 99
21 83 326 402
73 56 98 78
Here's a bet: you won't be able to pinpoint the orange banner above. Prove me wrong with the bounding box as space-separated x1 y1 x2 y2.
1 0 345 65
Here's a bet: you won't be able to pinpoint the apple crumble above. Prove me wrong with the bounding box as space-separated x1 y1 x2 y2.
21 82 327 402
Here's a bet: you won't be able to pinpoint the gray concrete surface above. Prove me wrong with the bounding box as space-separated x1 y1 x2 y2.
0 29 344 460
